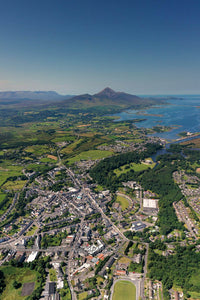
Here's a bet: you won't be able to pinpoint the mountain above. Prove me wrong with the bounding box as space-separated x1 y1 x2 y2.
95 87 141 103
59 87 164 110
0 88 166 112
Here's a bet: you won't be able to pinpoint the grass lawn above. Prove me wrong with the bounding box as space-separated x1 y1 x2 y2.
118 257 131 264
116 195 129 211
67 150 113 164
25 225 38 237
96 276 104 285
0 266 39 300
49 269 57 282
112 280 136 300
78 291 88 300
188 291 200 299
114 161 155 177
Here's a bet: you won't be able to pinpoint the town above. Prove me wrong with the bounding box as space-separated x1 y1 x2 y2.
0 111 199 300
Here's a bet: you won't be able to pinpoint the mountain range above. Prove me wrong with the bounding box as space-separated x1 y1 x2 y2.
58 87 165 110
0 87 166 110
0 91 72 102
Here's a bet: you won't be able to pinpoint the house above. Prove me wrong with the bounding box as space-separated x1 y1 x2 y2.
114 270 127 276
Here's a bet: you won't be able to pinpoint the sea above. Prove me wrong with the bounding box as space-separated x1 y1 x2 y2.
112 95 200 141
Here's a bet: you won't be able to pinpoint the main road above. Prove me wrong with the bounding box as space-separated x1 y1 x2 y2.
63 164 129 242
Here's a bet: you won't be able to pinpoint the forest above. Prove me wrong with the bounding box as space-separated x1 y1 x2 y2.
148 244 200 299
90 143 200 235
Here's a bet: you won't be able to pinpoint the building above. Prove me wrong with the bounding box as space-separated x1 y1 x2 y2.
44 282 60 300
27 251 38 263
131 221 146 231
143 198 159 209
114 270 127 276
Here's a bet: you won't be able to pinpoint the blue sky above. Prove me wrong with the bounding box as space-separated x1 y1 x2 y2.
0 0 200 94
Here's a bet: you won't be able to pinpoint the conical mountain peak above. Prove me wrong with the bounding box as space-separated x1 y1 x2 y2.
95 87 117 97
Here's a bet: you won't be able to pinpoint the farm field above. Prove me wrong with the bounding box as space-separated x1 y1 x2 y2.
0 163 23 187
67 150 113 164
24 144 57 157
0 266 39 300
60 139 83 154
40 156 57 163
2 180 27 191
112 280 136 300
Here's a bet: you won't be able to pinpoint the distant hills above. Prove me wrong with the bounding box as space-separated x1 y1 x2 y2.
0 91 72 103
0 87 166 111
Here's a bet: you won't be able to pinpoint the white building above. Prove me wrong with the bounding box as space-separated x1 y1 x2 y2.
27 251 38 263
143 199 159 209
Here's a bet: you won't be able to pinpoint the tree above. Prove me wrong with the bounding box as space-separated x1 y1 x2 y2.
13 280 21 289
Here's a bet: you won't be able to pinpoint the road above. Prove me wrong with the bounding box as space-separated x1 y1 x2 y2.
64 166 129 242
140 243 149 300
85 189 129 242
67 217 85 300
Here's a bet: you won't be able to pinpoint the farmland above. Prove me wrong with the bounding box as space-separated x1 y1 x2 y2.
67 149 113 164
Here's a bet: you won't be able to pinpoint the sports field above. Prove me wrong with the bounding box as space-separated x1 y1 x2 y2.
112 280 136 300
116 195 129 211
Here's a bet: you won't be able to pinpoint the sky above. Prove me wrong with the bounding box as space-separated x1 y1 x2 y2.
0 0 200 95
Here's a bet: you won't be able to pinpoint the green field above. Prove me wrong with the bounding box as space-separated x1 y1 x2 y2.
0 266 39 300
24 144 55 156
40 157 55 163
0 193 6 204
116 195 129 211
49 268 57 282
67 149 113 164
78 291 88 300
61 139 83 154
25 225 38 237
188 269 200 298
0 162 23 186
114 161 155 177
2 180 27 191
112 280 136 300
